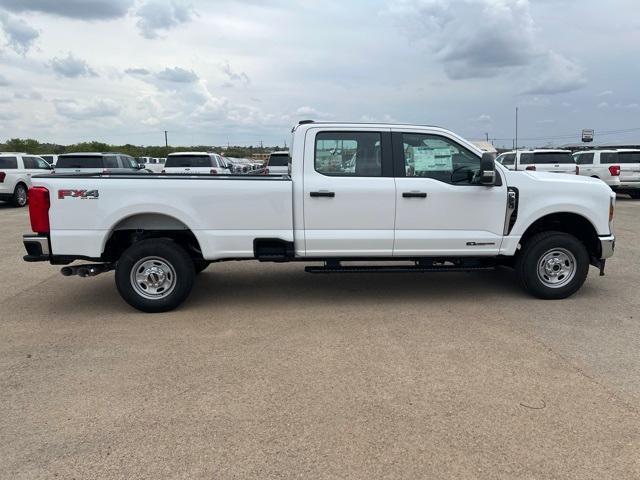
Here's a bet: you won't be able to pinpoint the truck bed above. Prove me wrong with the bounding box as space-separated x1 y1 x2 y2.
32 173 294 260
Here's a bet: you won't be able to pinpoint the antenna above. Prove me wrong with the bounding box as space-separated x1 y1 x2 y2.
515 107 519 152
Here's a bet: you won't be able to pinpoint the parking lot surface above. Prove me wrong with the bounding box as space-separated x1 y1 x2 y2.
1 199 639 479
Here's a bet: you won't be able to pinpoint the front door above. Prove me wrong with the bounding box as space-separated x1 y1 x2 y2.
303 129 396 257
392 131 507 256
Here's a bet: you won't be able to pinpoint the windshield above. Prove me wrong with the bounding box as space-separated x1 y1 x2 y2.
165 155 212 168
521 152 574 164
56 156 104 168
618 152 640 164
269 153 289 167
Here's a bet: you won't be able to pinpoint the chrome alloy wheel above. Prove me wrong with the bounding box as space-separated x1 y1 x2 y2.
130 257 177 300
16 185 27 206
537 248 577 288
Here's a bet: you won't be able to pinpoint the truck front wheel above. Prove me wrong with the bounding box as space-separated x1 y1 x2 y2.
516 231 589 300
115 239 195 313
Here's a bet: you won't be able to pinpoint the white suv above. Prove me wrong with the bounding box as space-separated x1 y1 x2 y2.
163 152 232 175
497 149 577 174
575 150 640 198
0 153 52 207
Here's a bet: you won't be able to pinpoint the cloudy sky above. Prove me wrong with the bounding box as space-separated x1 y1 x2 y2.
0 0 638 147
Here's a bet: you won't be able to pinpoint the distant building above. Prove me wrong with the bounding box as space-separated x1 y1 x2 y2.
561 142 640 152
471 141 497 153
251 153 270 161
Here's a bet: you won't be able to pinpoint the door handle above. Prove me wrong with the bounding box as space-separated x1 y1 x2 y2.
402 192 427 198
310 191 335 198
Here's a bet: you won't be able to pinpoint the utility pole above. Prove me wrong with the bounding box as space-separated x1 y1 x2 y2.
164 130 168 148
485 132 489 142
515 107 519 152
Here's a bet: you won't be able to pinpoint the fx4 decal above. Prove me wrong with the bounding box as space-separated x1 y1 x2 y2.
58 189 100 200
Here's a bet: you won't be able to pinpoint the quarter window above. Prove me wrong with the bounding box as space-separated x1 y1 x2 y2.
315 132 382 177
0 157 18 169
401 133 480 185
600 152 619 164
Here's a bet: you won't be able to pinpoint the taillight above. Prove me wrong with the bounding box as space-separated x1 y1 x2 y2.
525 165 537 171
608 165 621 177
576 165 580 175
0 171 5 183
210 169 218 175
28 187 50 234
161 170 165 174
610 198 615 223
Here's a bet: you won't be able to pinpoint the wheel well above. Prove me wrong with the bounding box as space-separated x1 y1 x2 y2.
15 181 27 190
102 214 203 262
520 213 600 259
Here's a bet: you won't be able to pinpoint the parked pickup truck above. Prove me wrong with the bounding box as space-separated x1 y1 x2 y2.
22 122 616 312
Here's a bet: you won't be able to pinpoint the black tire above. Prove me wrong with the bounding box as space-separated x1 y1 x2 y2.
193 259 210 274
115 239 195 313
515 231 589 300
12 183 28 207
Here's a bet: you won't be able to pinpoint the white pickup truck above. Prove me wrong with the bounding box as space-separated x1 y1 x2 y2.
22 122 616 312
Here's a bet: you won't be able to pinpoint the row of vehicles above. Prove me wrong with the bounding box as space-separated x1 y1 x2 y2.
20 121 616 312
0 151 280 207
496 148 640 198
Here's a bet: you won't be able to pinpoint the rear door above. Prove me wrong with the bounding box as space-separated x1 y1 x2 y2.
618 151 640 183
393 131 507 256
302 128 396 256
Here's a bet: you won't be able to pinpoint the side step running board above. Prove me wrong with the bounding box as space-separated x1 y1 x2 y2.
305 264 495 274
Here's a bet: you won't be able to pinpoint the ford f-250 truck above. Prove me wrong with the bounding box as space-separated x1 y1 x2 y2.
22 122 616 313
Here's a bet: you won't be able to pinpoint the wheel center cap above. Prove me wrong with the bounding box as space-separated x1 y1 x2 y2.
144 267 166 287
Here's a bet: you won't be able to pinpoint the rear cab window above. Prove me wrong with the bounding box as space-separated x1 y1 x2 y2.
269 153 290 167
165 155 213 168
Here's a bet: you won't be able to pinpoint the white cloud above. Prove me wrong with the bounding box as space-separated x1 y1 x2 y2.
0 10 39 54
135 0 195 39
522 51 586 95
0 0 134 20
387 0 586 95
597 101 609 109
54 98 120 120
156 66 198 83
597 90 613 96
50 53 97 78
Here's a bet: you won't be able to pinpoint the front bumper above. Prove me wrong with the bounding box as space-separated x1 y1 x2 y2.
600 235 615 259
23 234 50 262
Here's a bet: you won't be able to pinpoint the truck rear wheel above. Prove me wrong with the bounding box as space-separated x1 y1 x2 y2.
516 231 589 300
115 239 195 313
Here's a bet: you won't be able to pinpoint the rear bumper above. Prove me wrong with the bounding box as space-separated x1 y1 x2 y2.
599 235 615 259
614 181 640 191
23 234 51 262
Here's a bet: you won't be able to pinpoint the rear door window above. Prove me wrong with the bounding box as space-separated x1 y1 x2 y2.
0 157 18 169
165 155 212 168
315 131 382 177
104 156 119 168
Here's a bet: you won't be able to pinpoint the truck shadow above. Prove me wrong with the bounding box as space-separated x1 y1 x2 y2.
187 264 525 309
